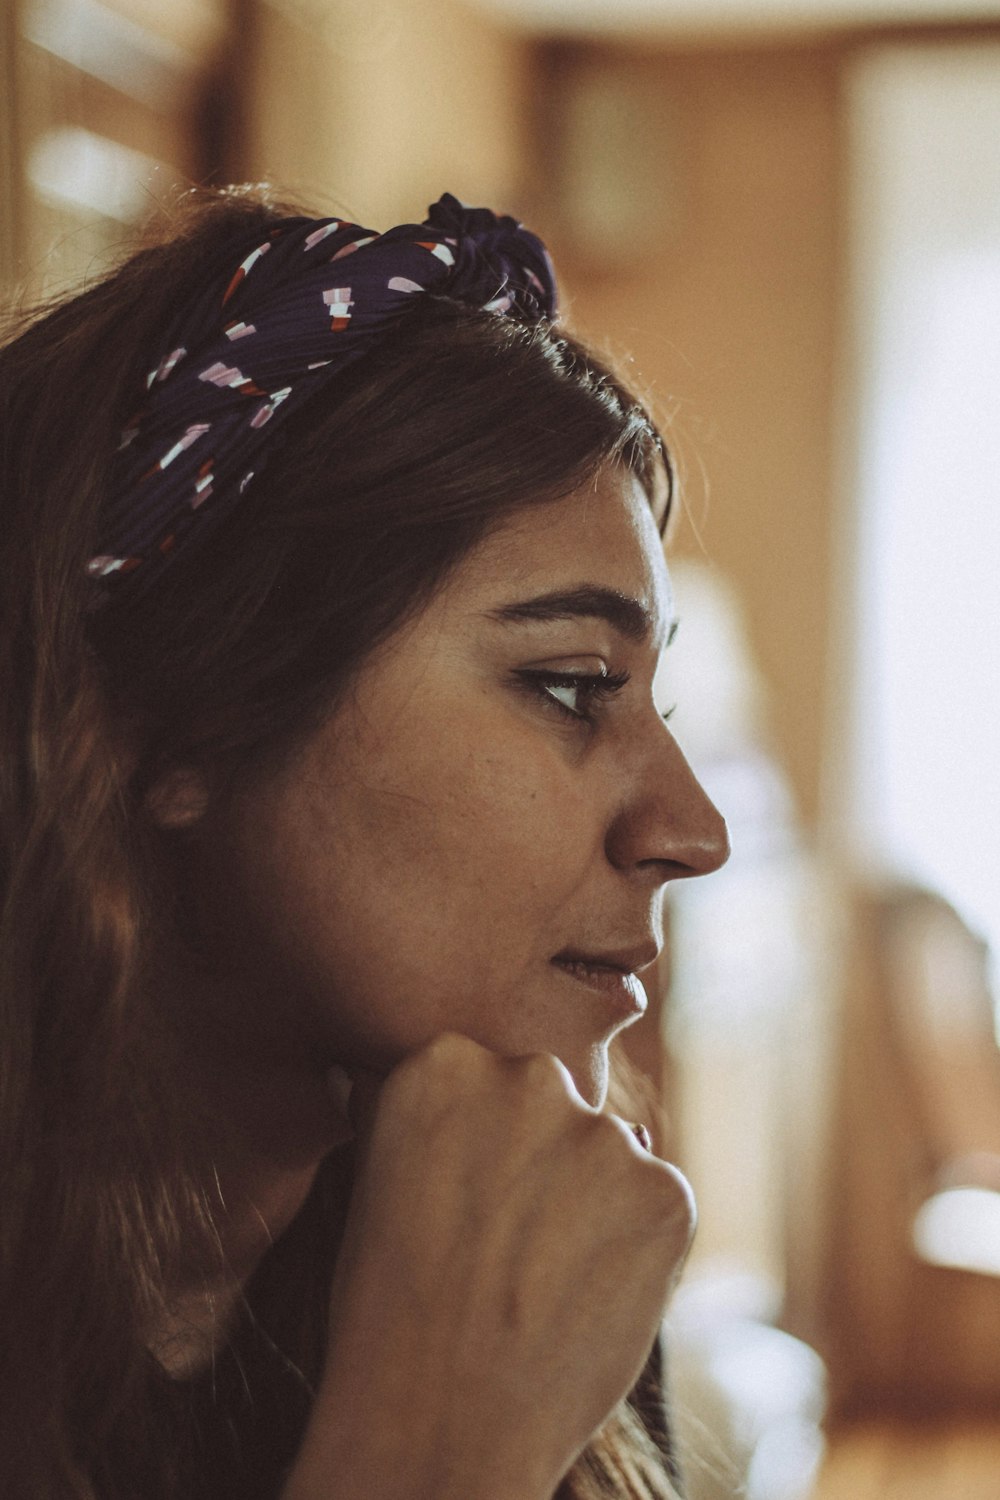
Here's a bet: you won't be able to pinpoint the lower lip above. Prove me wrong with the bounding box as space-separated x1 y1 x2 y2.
552 960 648 1018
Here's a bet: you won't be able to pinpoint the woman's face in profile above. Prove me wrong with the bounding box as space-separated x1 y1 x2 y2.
190 466 728 1107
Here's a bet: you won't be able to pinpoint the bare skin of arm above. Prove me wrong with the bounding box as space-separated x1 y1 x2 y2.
281 1032 695 1500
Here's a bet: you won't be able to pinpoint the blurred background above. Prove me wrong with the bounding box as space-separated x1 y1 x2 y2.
3 0 1000 1493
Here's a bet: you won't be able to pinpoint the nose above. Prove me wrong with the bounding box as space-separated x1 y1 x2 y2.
604 728 730 882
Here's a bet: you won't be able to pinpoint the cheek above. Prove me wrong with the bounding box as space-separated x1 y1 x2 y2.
305 707 604 972
373 734 597 917
198 715 619 1070
218 705 612 1033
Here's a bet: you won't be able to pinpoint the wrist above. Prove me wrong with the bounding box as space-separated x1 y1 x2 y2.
283 1382 558 1500
283 1444 555 1500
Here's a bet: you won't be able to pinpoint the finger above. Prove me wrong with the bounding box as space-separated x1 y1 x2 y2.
608 1114 655 1155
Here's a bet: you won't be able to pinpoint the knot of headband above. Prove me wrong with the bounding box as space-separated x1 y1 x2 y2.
89 193 557 599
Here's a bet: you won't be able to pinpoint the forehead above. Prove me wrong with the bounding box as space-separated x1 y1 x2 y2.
444 467 674 645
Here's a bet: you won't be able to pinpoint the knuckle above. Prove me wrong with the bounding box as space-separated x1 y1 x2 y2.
517 1050 579 1099
593 1111 627 1150
421 1030 488 1080
422 1030 483 1069
383 1031 481 1102
644 1160 698 1243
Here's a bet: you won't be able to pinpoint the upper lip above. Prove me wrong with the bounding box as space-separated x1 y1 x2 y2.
552 944 659 975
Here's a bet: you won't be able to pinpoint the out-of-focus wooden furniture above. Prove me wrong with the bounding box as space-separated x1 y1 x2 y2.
811 1414 1000 1500
822 883 1000 1413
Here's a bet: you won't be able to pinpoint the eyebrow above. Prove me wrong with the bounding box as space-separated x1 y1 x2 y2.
488 585 677 647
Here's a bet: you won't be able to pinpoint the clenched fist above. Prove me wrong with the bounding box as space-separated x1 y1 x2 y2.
283 1033 695 1500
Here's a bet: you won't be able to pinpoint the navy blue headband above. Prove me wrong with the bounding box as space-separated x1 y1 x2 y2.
88 193 557 598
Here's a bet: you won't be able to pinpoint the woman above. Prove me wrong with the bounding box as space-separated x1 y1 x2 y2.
0 188 728 1499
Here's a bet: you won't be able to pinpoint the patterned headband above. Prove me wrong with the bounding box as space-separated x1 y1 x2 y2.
88 193 557 599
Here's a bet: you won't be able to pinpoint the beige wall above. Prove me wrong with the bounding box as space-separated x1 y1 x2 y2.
240 0 533 227
544 43 844 831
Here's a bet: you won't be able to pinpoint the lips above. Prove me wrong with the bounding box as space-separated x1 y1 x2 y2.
551 947 655 1016
552 943 659 976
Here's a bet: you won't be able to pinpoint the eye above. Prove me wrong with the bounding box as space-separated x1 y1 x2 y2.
516 667 630 723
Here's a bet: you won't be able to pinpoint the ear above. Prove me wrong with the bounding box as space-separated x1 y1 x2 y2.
145 766 211 829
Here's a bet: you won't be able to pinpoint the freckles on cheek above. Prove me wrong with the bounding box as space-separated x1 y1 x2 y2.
369 743 547 908
335 681 602 918
451 747 596 912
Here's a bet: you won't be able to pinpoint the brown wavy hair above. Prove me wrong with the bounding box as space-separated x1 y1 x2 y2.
0 188 682 1499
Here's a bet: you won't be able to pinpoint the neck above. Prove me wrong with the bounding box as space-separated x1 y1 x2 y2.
182 1032 352 1280
148 959 353 1373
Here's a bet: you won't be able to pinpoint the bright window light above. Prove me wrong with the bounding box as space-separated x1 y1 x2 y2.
28 127 166 223
913 1187 1000 1278
846 44 1000 1019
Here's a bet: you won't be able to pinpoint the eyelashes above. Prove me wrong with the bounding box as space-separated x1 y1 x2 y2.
515 667 631 723
515 668 679 728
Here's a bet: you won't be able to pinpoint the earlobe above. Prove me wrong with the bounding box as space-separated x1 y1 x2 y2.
145 767 211 828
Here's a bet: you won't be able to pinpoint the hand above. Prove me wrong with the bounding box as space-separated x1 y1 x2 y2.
282 1033 695 1500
